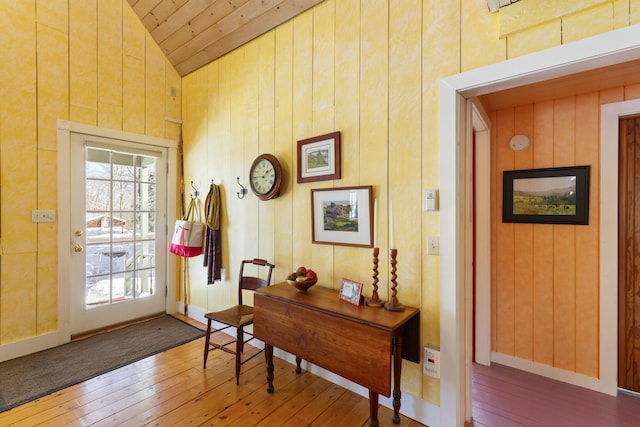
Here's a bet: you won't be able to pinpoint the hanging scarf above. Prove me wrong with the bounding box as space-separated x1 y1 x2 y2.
203 183 222 283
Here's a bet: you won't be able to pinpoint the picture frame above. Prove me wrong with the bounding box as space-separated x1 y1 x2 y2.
311 186 373 247
339 278 363 306
297 131 341 183
502 165 590 225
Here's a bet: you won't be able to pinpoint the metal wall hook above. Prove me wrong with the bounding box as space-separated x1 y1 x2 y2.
190 181 200 198
236 177 248 199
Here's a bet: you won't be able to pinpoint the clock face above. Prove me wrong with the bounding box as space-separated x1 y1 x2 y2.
249 154 282 200
251 159 276 195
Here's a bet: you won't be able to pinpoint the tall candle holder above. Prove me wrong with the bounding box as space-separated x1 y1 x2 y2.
366 247 384 307
384 248 405 312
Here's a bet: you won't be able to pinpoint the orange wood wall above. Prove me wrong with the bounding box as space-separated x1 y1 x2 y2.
491 84 640 378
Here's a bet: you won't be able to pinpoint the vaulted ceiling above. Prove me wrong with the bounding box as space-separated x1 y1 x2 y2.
128 0 324 77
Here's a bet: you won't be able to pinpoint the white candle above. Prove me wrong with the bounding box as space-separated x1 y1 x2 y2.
373 200 378 248
389 200 395 249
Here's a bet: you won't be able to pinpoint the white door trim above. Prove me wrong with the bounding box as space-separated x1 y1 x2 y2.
57 120 177 342
440 25 640 426
472 101 492 369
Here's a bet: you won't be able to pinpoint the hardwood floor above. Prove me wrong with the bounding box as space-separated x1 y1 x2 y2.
0 315 425 426
471 362 640 427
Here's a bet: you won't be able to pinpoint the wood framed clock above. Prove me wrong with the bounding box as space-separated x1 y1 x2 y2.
249 153 283 201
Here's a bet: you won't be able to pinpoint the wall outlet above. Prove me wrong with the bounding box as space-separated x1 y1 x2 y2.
423 346 441 378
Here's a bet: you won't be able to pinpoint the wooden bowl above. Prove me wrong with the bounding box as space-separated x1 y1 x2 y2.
286 278 318 292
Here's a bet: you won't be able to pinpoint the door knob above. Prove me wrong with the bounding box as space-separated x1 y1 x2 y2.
73 244 84 253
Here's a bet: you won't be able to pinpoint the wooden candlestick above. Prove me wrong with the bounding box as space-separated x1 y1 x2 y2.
384 248 405 312
367 247 384 307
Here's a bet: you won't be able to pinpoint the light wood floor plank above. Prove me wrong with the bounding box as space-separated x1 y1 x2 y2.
0 315 424 427
13 316 640 426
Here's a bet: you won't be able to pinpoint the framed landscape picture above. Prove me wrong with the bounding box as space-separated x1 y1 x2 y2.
311 185 373 247
297 131 341 183
502 165 590 225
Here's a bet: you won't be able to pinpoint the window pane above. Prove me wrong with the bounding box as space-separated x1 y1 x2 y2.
136 158 156 183
112 182 134 211
137 183 156 211
135 212 155 237
86 180 111 211
111 243 134 274
112 152 135 180
136 268 155 296
86 148 111 179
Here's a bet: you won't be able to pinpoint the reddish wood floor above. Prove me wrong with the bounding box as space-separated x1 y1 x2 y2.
472 363 640 427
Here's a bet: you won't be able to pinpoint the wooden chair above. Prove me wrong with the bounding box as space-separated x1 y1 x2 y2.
203 258 275 384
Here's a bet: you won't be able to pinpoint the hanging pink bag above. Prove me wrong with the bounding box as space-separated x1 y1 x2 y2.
170 198 205 257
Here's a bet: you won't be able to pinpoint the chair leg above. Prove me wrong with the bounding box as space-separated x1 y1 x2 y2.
235 326 243 384
203 319 212 369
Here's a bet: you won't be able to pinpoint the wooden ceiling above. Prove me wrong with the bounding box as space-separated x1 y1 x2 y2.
479 58 640 111
128 0 324 76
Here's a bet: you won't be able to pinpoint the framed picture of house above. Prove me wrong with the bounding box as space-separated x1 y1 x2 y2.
311 185 373 247
502 165 590 225
297 131 341 183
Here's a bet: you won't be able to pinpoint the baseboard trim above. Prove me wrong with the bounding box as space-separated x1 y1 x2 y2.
0 331 67 363
491 352 605 394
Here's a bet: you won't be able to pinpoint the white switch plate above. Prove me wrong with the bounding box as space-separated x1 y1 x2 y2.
424 189 439 211
32 210 56 223
427 236 439 255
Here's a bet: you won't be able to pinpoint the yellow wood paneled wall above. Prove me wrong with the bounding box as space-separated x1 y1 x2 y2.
181 0 640 404
181 0 449 400
0 0 180 344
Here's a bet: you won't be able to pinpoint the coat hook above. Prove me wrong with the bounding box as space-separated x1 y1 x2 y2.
236 177 248 199
191 180 200 198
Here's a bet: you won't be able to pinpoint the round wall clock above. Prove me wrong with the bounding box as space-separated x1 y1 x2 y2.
249 153 283 201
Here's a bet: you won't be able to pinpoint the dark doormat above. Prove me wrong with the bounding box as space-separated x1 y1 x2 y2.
0 315 204 412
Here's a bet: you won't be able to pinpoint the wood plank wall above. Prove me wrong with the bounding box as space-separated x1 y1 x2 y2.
490 86 640 378
492 96 595 376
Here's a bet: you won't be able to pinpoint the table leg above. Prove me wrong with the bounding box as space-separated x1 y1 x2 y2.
368 390 379 427
265 343 274 393
392 335 403 424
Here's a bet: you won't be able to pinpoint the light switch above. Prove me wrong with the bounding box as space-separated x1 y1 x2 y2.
427 236 439 255
424 189 438 211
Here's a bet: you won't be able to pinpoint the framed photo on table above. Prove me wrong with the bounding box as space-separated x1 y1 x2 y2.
297 131 341 183
311 185 374 248
339 278 363 306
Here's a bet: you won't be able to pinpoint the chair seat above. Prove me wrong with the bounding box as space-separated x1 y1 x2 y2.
205 304 253 328
202 258 275 384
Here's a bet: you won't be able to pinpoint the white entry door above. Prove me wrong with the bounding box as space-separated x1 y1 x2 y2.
68 133 168 335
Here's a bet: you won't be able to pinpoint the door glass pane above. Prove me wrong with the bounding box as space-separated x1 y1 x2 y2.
84 146 158 309
86 181 111 211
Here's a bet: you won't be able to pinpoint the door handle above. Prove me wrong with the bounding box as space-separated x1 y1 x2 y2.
73 244 84 253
